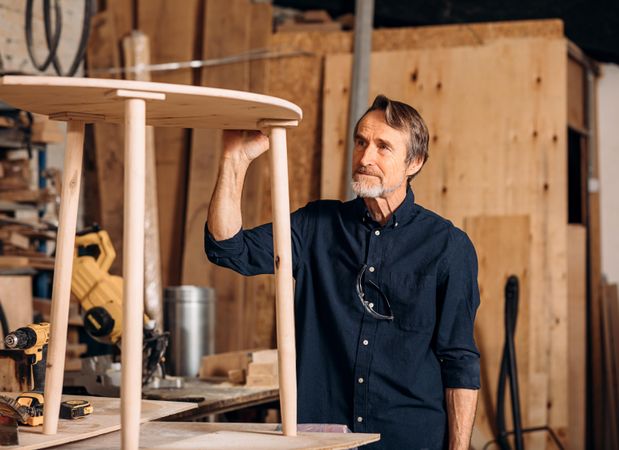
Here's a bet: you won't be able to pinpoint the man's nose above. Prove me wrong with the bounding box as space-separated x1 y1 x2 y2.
359 145 377 166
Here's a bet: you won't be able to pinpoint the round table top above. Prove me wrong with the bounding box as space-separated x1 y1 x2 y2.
0 76 302 129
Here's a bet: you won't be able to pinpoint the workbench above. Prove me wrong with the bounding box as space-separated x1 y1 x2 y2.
142 379 279 420
50 422 380 450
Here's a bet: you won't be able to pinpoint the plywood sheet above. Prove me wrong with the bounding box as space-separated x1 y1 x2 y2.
0 276 33 345
464 216 530 442
137 0 202 288
567 225 586 450
0 76 301 130
49 422 380 450
0 394 195 449
321 38 568 447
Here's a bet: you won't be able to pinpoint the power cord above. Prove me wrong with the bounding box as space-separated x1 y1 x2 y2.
25 0 93 77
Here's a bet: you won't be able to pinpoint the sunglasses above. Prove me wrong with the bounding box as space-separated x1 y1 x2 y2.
355 264 394 321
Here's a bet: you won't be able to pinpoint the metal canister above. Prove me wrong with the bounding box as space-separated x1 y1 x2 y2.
163 286 215 377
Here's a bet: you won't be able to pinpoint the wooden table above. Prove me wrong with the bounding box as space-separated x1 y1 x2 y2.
0 76 322 449
142 379 279 420
0 394 196 450
51 422 380 450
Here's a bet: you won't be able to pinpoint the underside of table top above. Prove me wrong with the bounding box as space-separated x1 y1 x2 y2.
0 76 302 129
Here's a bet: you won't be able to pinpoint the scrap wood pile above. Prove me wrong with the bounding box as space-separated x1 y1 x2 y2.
0 110 63 271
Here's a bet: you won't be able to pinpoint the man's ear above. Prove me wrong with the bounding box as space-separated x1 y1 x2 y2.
405 157 423 177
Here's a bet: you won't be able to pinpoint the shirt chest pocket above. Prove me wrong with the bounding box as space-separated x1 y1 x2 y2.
384 272 436 333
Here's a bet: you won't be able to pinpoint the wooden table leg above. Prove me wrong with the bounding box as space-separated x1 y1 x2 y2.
267 125 297 437
43 120 85 435
121 98 146 450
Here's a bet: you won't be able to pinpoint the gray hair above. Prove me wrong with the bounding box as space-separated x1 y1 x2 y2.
354 95 429 180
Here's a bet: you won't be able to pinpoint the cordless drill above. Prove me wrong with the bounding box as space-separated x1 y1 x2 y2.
2 323 50 426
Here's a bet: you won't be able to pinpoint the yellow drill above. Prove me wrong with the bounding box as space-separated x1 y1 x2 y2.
2 323 50 426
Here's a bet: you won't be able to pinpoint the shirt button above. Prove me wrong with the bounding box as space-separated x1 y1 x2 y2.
374 230 380 236
395 222 399 227
358 377 364 384
368 266 375 273
357 416 363 423
362 339 369 346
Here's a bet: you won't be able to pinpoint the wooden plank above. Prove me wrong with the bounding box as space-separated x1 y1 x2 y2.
320 55 352 200
0 276 33 346
137 0 202 288
464 216 530 443
86 10 126 274
601 283 619 450
0 394 195 450
181 0 251 353
44 422 380 450
567 225 586 450
321 38 568 448
142 378 278 420
568 56 585 131
122 31 164 329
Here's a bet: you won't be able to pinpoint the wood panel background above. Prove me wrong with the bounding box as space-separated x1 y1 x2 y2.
320 38 568 447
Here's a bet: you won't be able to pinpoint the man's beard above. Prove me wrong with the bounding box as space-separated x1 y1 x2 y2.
351 170 406 198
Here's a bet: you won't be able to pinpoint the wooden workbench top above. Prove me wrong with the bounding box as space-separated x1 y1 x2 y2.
51 422 381 449
0 76 302 129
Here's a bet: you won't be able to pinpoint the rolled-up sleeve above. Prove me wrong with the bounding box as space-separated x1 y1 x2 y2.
435 230 481 389
204 204 312 277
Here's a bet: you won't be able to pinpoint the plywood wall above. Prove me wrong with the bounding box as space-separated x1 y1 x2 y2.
321 38 568 446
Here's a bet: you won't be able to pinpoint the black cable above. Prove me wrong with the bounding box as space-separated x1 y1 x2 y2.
45 0 93 77
25 0 62 72
24 0 93 77
489 275 565 450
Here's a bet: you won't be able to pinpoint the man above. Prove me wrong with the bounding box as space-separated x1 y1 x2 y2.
205 95 480 449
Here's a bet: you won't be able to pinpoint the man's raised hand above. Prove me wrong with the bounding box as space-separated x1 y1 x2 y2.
222 130 270 164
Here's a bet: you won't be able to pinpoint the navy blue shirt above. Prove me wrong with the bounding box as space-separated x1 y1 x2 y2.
204 188 480 449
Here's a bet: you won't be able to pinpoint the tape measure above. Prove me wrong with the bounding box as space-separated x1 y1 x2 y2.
59 400 93 420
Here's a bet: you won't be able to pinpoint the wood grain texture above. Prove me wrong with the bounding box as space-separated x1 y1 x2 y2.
86 10 126 275
464 216 530 443
567 225 586 450
321 38 568 447
0 394 195 450
122 32 164 329
0 276 33 344
0 76 301 129
42 121 85 435
45 422 379 450
137 0 202 288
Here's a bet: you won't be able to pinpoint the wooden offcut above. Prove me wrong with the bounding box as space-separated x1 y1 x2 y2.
0 276 33 341
567 225 586 450
464 216 530 443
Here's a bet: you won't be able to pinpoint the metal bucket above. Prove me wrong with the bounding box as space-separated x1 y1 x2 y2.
164 286 216 377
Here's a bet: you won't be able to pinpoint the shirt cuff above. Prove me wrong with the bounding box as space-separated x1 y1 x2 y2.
203 222 244 258
440 358 481 389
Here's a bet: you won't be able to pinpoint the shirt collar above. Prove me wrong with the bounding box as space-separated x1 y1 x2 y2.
354 185 416 228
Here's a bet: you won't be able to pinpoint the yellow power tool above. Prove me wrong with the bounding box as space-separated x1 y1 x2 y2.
1 323 50 427
71 227 169 384
71 229 125 345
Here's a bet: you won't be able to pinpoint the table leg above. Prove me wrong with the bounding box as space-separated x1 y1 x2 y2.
121 98 146 450
268 126 297 436
43 120 85 435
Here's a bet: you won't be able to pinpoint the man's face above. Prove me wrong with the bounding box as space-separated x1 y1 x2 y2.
351 110 421 199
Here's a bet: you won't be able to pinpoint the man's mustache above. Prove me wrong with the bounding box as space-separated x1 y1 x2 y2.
355 167 382 177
